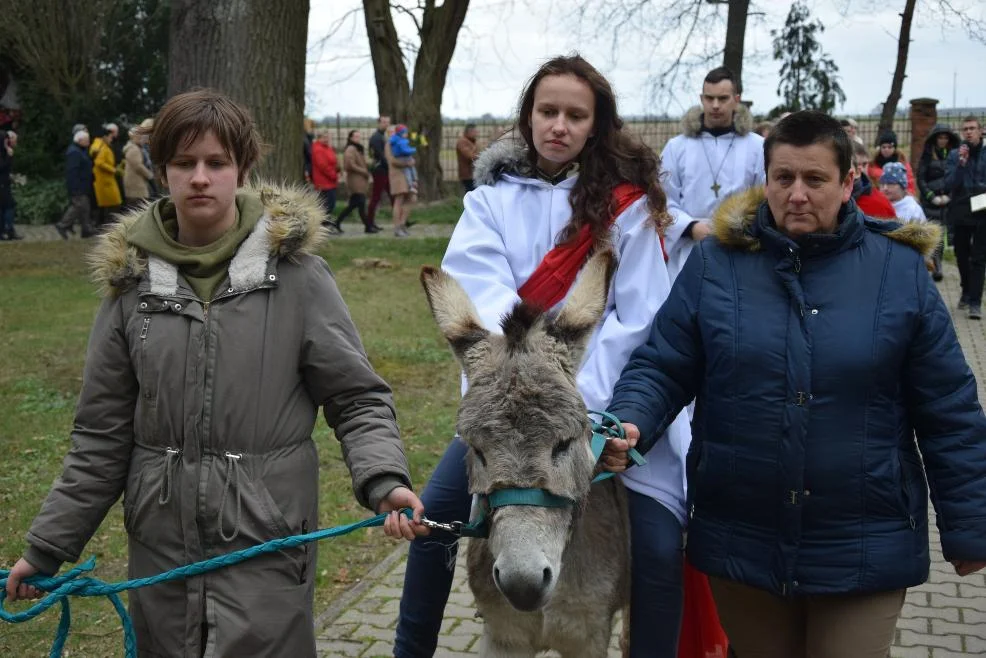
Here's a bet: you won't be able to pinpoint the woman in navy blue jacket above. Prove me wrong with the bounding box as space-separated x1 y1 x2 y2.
604 111 986 658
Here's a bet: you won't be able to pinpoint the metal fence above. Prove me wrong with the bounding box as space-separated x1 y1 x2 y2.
321 113 984 183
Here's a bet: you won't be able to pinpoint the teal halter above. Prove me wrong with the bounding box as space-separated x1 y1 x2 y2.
426 411 646 538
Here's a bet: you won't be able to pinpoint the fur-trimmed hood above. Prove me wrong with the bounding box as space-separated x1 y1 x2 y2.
473 136 539 187
680 103 754 137
89 183 328 296
711 187 941 257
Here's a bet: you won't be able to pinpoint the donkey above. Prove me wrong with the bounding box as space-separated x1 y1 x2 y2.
420 250 630 658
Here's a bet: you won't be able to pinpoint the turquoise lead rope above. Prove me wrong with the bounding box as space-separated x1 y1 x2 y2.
0 512 404 658
0 412 642 655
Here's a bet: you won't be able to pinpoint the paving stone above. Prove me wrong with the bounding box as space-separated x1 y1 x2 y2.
351 624 396 642
436 633 476 651
929 594 986 613
315 639 364 657
890 648 930 658
962 609 986 624
900 603 960 622
965 635 986 654
931 619 986 640
898 630 963 652
362 640 395 657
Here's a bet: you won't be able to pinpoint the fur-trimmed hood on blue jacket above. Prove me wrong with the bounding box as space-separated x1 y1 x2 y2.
608 189 986 597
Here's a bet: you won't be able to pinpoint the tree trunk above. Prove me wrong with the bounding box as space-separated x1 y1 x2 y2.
879 0 916 133
362 0 410 120
363 0 469 200
168 0 309 183
408 0 469 200
722 0 750 92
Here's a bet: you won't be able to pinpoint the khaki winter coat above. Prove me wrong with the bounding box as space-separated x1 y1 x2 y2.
24 185 411 657
386 141 414 197
343 144 370 195
122 141 154 201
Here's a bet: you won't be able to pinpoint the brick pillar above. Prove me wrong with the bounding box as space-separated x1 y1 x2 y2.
909 98 938 172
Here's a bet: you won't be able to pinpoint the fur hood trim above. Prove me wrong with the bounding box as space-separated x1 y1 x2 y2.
681 103 754 137
711 187 942 257
473 136 535 187
89 182 328 296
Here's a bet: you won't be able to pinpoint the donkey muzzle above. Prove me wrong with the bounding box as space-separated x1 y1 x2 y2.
492 553 555 611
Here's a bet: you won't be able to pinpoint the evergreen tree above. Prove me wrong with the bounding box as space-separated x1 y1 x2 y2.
770 1 845 116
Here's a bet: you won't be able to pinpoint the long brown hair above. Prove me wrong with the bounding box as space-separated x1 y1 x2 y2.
516 55 669 245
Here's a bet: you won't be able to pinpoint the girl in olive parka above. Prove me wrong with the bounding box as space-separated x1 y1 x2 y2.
5 90 425 657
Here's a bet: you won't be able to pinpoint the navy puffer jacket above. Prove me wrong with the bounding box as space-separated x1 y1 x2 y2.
609 188 986 596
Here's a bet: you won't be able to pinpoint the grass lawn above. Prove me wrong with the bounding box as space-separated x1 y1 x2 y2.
0 209 461 656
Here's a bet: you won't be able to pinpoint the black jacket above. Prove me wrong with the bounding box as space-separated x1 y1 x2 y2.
368 129 388 174
945 141 986 226
65 143 94 198
917 124 959 211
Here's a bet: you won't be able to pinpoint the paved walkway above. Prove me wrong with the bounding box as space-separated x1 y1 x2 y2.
314 262 986 657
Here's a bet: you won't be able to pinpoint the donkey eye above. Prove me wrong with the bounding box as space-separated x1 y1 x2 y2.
551 439 573 459
473 449 487 467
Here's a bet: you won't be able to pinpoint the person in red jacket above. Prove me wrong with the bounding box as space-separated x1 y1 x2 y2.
853 142 896 219
311 130 340 227
867 129 917 196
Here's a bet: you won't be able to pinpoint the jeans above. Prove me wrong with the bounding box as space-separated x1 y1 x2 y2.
395 438 472 658
626 489 684 657
318 188 337 217
394 438 684 658
1 205 14 237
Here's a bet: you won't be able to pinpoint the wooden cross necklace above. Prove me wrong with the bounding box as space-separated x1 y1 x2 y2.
700 134 736 198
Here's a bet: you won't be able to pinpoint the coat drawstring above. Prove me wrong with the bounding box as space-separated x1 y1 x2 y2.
218 452 243 542
158 447 181 505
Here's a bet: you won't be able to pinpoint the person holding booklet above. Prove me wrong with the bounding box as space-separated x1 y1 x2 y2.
391 55 693 658
945 115 986 319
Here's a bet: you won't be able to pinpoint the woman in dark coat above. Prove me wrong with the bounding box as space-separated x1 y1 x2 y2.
604 111 986 658
917 123 960 280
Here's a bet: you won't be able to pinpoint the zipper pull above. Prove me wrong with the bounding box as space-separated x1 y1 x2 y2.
140 316 151 340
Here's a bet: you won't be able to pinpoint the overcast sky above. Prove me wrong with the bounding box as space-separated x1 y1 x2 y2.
305 0 986 120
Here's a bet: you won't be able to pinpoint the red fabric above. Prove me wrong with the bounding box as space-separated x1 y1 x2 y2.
856 188 897 219
677 560 730 658
518 184 655 309
311 141 339 190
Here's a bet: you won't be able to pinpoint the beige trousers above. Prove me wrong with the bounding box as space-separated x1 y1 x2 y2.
709 576 905 658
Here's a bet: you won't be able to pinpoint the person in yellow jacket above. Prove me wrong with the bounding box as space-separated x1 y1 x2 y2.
90 123 122 227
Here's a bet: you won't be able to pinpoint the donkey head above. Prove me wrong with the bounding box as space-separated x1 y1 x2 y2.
420 250 616 611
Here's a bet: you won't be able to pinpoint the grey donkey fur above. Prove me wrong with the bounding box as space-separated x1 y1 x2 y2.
420 251 631 658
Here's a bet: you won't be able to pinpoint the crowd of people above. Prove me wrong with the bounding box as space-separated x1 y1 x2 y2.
302 117 482 238
3 54 986 658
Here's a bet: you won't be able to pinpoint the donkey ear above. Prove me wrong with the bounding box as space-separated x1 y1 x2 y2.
548 250 617 359
420 266 491 374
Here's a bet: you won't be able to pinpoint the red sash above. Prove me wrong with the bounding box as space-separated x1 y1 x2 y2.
518 184 661 309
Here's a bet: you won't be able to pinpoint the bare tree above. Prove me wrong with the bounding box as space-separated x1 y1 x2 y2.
361 0 470 199
169 0 310 182
839 0 985 125
571 0 761 111
721 0 751 87
880 0 917 131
